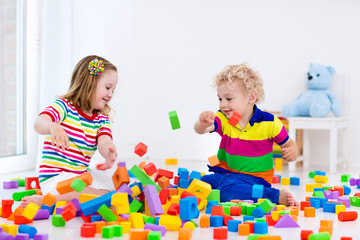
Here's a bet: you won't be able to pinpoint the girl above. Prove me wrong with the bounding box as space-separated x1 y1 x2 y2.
21 55 118 207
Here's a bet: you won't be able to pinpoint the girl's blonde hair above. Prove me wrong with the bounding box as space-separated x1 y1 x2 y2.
62 55 117 116
213 63 265 103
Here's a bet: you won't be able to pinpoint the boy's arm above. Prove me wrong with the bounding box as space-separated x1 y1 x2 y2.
97 135 117 170
194 111 216 134
280 138 298 162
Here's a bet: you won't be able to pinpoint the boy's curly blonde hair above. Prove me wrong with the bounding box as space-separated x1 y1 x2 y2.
213 63 265 103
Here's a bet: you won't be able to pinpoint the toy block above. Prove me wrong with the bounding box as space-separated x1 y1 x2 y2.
178 168 189 179
338 211 358 222
143 184 164 216
301 230 314 240
340 237 352 240
129 165 161 192
222 214 233 226
3 180 19 189
129 212 144 229
111 193 130 214
213 227 227 239
349 178 357 186
274 158 282 171
154 169 174 182
189 171 201 181
335 204 346 215
129 199 143 213
52 214 65 227
179 197 199 220
80 191 115 216
157 176 170 189
341 174 351 182
308 232 331 240
180 191 200 204
79 193 100 203
230 206 241 216
134 142 147 157
61 202 77 221
52 201 66 215
93 221 106 233
252 184 264 199
290 177 300 185
25 177 40 190
144 162 157 176
1 199 14 219
210 215 223 227
179 179 190 189
280 177 290 185
254 221 268 234
41 193 57 207
272 175 280 184
343 185 351 195
165 158 178 164
12 189 37 202
168 110 181 130
252 207 265 218
211 205 225 216
259 199 275 213
97 204 117 222
350 197 360 207
158 215 181 230
227 219 242 232
199 215 210 228
56 172 93 195
187 179 212 202
274 214 299 228
8 207 24 221
18 225 37 238
228 111 241 127
167 203 179 215
238 223 250 236
80 225 96 238
304 207 316 217
258 236 282 240
314 175 328 184
182 221 195 231
207 154 220 167
147 231 161 240
70 178 86 192
112 167 130 191
333 186 344 196
130 185 141 198
101 225 114 238
159 188 169 205
23 202 40 220
246 205 256 216
314 170 326 176
91 215 102 222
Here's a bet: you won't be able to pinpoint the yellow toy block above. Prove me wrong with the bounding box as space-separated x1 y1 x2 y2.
53 201 66 215
111 193 130 214
177 187 186 197
159 215 182 230
314 175 328 184
335 204 346 215
165 158 178 164
129 212 144 229
275 158 283 171
6 225 18 236
182 221 195 231
170 195 180 205
276 205 286 211
271 211 280 221
313 183 323 188
280 177 290 185
79 194 100 203
257 198 266 203
0 207 2 217
131 185 141 198
198 199 207 211
120 221 131 234
201 172 205 177
23 202 40 220
144 199 151 216
187 179 212 200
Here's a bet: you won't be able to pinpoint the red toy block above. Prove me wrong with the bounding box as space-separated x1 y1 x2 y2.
300 201 311 211
112 167 130 190
338 211 358 221
143 162 157 176
1 199 14 218
159 188 169 204
81 223 96 238
25 177 40 190
228 111 242 127
333 186 344 196
56 172 93 195
211 205 225 216
154 169 174 182
167 203 179 215
174 176 180 185
61 202 77 221
180 191 201 205
354 193 360 198
14 214 33 225
265 215 278 226
134 142 147 157
213 227 228 239
272 176 280 184
222 214 233 226
301 230 314 240
243 221 255 233
230 206 241 216
340 237 352 240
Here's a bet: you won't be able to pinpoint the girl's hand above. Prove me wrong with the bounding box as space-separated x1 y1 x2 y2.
50 123 69 151
199 111 216 127
97 146 117 170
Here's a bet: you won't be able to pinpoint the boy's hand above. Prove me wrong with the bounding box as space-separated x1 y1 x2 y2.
281 139 298 162
199 111 216 127
97 146 117 170
50 123 69 151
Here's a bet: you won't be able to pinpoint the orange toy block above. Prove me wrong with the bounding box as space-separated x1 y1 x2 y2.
228 111 242 127
304 207 316 217
199 215 210 228
129 230 150 240
94 221 106 233
168 188 178 197
25 177 40 190
158 176 170 189
144 162 157 176
208 155 220 167
7 207 24 221
333 186 344 196
179 228 192 240
42 193 57 207
134 142 148 157
56 172 93 195
238 223 250 236
258 236 282 240
112 167 130 190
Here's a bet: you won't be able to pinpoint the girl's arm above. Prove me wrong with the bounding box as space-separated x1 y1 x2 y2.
97 135 117 170
280 138 298 162
194 111 216 134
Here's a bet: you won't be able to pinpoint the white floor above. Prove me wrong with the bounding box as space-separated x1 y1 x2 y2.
1 159 360 240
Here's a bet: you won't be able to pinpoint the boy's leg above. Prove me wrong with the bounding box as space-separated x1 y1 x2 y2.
201 172 225 190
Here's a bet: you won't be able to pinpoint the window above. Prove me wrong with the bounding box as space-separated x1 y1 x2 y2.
0 0 25 158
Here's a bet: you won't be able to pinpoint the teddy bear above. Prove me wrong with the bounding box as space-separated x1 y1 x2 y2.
282 63 341 118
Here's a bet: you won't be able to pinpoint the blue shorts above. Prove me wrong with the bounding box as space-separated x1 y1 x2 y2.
201 169 279 204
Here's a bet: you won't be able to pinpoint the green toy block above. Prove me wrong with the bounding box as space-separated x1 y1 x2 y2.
11 178 25 186
246 205 256 216
341 174 351 183
190 219 198 227
308 232 331 240
308 171 315 178
112 225 123 237
97 204 117 222
223 206 231 216
129 165 161 192
248 234 269 240
168 110 181 130
280 210 291 215
52 214 66 227
323 186 332 191
312 191 325 198
206 189 220 203
259 199 275 213
142 215 155 224
102 226 114 239
12 189 37 201
148 231 161 240
255 218 266 222
350 196 360 207
70 178 86 192
129 199 143 212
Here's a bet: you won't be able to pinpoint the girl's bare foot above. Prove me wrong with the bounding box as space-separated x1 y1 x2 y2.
20 195 44 208
278 189 299 207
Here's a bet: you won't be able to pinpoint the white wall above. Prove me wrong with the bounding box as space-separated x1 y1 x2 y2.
41 0 360 167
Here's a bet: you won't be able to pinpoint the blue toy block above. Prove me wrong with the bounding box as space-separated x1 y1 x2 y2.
343 185 351 195
323 202 342 213
179 179 190 189
41 204 55 215
205 201 219 214
18 225 37 238
252 184 264 199
128 170 135 178
179 197 199 221
178 168 189 179
243 216 255 222
314 170 326 176
189 171 201 182
91 214 102 222
80 191 115 216
310 197 328 207
252 207 265 218
227 220 242 232
129 182 143 192
309 199 321 209
313 188 324 192
155 216 160 225
210 215 223 227
290 177 300 185
254 221 268 234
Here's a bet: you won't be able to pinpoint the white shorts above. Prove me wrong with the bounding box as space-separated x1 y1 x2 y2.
39 169 116 196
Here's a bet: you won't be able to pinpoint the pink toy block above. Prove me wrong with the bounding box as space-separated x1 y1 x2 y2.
228 111 242 127
143 184 164 216
134 142 147 157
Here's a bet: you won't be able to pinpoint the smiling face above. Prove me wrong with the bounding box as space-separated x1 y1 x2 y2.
91 70 118 111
